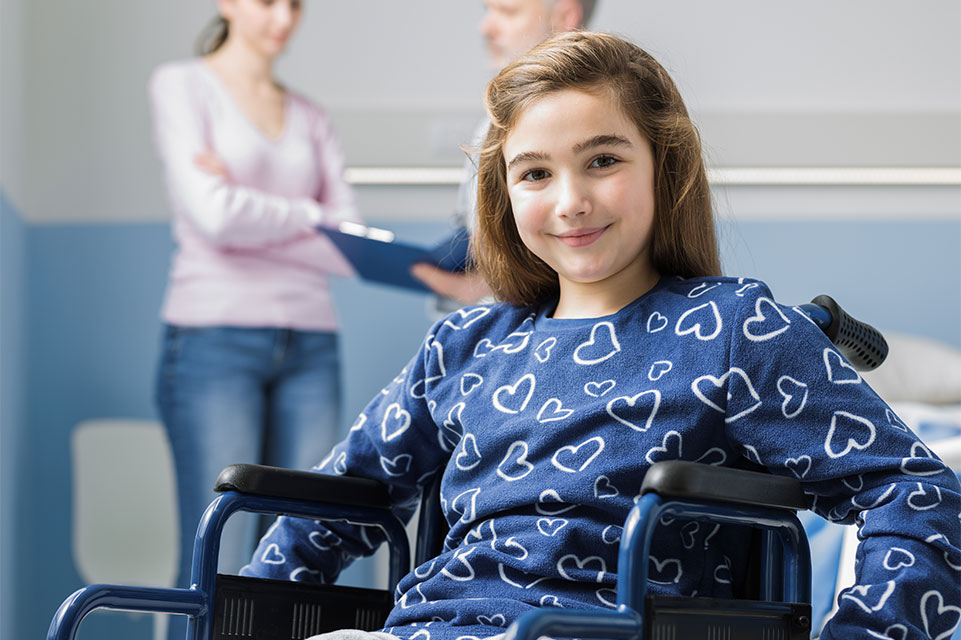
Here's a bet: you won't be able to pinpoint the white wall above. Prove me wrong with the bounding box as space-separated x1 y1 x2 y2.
1 0 26 208
8 0 961 223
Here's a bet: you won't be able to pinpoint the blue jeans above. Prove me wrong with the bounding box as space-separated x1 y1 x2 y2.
156 325 342 638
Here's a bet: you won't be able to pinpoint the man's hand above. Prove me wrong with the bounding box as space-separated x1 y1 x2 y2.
411 263 492 305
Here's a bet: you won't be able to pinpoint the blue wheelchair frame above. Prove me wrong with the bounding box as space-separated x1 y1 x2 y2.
50 461 812 640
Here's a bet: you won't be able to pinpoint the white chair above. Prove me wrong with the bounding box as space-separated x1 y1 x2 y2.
71 418 179 639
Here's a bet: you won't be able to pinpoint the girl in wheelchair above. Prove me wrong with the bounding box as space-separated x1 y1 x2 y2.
242 31 961 640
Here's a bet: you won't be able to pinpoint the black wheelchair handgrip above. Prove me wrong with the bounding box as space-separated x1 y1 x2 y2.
215 463 392 509
641 461 807 511
807 294 888 371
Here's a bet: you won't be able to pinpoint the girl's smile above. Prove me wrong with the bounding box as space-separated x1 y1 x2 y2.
552 225 611 247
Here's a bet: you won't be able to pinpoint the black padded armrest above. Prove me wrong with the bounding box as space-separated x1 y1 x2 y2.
641 461 807 511
215 463 391 509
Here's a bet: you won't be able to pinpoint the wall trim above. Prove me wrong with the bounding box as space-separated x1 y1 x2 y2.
345 166 961 187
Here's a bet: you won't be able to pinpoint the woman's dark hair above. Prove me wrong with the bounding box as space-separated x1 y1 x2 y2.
195 15 230 56
473 31 721 306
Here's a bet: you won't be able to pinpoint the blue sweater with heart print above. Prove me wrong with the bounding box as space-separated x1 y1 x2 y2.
242 276 961 640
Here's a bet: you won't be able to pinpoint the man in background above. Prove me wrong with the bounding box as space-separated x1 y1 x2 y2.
411 0 597 305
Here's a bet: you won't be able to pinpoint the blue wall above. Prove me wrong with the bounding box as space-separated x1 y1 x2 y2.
1 192 27 640
4 215 960 640
719 219 961 346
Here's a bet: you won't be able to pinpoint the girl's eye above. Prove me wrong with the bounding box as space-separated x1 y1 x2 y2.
521 168 549 182
589 155 618 169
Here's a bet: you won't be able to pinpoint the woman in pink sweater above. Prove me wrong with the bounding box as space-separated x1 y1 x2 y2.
147 3 360 635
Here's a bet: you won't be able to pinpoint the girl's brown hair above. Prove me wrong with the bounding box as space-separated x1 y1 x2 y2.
196 16 230 56
473 31 721 306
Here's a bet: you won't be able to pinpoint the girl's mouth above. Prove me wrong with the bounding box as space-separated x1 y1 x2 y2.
554 226 608 248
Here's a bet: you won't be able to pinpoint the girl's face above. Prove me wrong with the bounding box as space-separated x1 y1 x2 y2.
503 88 658 311
219 0 302 59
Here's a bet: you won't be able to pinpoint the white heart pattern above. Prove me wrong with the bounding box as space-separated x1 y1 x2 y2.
536 489 577 516
921 590 961 640
606 390 660 432
886 408 909 432
841 580 895 613
455 433 482 471
573 322 621 365
261 543 286 565
646 430 682 464
551 437 605 473
380 453 412 477
901 441 943 477
593 475 619 498
647 312 668 333
497 331 533 354
473 338 496 358
381 403 412 442
460 373 484 396
675 302 722 341
648 556 683 585
735 282 759 297
785 455 812 479
866 624 908 640
691 368 762 422
438 402 465 451
449 488 481 523
824 348 862 384
742 296 792 342
557 554 607 582
585 380 616 397
536 517 568 537
824 411 876 458
882 547 916 571
497 441 534 481
776 375 809 419
441 547 477 582
648 360 672 381
595 588 618 608
908 483 943 511
492 374 536 414
534 337 557 363
537 398 574 423
443 306 490 330
601 525 621 545
687 282 722 298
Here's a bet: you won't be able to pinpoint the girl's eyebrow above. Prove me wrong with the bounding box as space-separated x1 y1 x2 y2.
573 134 633 154
507 150 549 172
507 134 634 171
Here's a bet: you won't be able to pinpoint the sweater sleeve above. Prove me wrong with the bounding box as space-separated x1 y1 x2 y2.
722 286 961 640
148 63 349 249
240 325 452 584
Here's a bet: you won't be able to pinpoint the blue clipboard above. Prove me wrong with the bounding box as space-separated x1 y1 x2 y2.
319 223 470 293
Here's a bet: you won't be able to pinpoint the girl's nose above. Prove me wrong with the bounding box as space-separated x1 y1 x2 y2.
479 13 496 39
554 174 591 218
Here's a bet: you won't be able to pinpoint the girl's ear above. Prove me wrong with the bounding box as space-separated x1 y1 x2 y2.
550 0 584 33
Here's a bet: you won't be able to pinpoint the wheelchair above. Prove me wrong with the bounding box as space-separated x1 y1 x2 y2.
48 295 888 640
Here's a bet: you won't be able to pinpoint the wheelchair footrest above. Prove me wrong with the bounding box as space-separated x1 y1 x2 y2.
646 595 811 640
214 574 393 640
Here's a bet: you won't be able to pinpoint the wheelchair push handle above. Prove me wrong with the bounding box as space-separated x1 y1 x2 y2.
799 295 888 371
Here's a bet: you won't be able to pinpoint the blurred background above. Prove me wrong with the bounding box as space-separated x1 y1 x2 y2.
2 1 959 639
